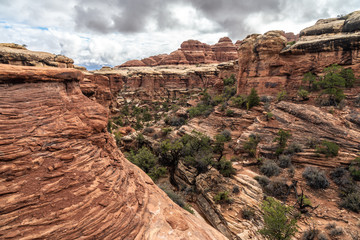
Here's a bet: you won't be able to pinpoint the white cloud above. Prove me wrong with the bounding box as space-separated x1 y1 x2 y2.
0 0 358 69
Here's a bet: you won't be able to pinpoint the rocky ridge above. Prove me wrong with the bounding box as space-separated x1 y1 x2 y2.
117 37 238 67
0 64 227 240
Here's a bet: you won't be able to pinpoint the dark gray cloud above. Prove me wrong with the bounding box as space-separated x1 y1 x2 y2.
73 0 359 39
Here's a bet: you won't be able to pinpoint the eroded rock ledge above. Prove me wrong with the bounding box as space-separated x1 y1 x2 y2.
0 64 227 240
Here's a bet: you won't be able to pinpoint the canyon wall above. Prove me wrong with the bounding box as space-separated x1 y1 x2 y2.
0 64 227 240
237 11 360 95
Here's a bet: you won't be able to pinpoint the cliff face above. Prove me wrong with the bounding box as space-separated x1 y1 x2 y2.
0 43 74 68
117 37 238 67
0 64 227 240
237 11 360 95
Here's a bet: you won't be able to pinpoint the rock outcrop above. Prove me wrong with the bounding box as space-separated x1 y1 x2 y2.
0 64 227 240
117 37 238 67
237 11 360 95
0 43 74 68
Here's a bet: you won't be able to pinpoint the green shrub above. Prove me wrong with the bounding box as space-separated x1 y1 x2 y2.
302 226 319 240
260 160 281 177
161 127 172 136
188 103 213 118
317 233 328 240
243 134 260 157
223 74 236 86
213 191 232 204
114 132 122 146
340 68 356 88
226 109 235 117
213 158 236 177
274 129 291 155
254 175 270 188
298 88 310 100
316 141 339 157
265 112 274 121
277 90 287 102
231 94 247 108
247 88 260 109
302 166 329 189
302 72 318 91
259 197 298 240
349 157 360 181
165 116 186 126
223 86 237 99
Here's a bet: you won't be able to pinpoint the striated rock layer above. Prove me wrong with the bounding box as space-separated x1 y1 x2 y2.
237 11 360 95
117 37 238 67
0 64 227 240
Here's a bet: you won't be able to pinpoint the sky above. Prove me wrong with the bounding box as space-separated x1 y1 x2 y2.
0 0 358 70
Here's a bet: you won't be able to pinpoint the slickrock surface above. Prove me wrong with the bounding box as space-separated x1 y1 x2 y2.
237 11 360 95
0 64 227 240
117 37 238 67
0 43 74 68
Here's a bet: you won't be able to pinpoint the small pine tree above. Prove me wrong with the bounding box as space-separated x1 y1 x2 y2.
273 129 291 155
259 197 298 240
247 88 260 109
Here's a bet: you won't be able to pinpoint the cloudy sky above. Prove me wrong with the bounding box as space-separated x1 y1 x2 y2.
0 0 358 69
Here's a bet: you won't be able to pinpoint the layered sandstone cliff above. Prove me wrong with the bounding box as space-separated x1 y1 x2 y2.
0 64 227 240
0 43 74 68
117 37 238 67
237 11 360 95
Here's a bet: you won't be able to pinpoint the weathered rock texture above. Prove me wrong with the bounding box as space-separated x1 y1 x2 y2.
93 62 238 103
117 37 238 67
0 43 74 68
237 11 360 95
0 64 227 240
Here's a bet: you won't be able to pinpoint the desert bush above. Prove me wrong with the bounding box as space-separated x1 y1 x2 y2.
260 95 272 103
161 187 193 214
225 109 235 117
161 127 172 136
302 166 329 189
277 90 287 102
223 86 237 99
213 191 232 204
298 88 310 100
265 112 274 121
232 185 240 194
265 178 289 199
260 160 281 177
231 94 247 108
306 137 320 149
254 175 270 188
284 143 303 155
302 226 319 240
143 127 155 134
330 167 352 186
213 158 236 177
329 227 344 237
243 134 260 157
317 233 328 240
213 94 225 106
188 103 213 118
340 191 360 213
259 197 298 240
288 165 295 178
242 207 255 220
165 116 186 126
355 94 360 107
278 155 292 168
223 74 236 86
349 157 360 181
316 140 339 157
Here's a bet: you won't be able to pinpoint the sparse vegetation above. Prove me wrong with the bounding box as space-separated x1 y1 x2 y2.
243 134 260 158
302 166 329 189
274 129 291 155
316 140 339 157
278 155 292 168
298 88 310 100
349 157 360 181
259 197 298 240
265 178 289 199
277 90 287 102
254 175 270 188
340 191 360 213
213 191 232 204
247 88 260 109
260 160 281 177
161 187 194 214
242 207 255 220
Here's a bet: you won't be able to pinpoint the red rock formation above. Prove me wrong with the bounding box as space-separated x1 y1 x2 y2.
0 43 74 68
0 64 227 240
116 37 238 68
237 10 360 95
284 32 299 42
